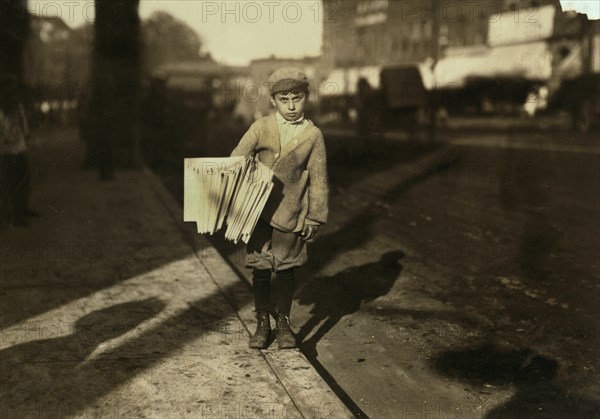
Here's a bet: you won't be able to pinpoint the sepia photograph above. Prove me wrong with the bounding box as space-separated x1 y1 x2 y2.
1 0 599 417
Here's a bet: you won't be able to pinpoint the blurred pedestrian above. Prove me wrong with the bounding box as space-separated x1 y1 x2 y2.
356 77 383 146
0 74 38 227
230 67 329 349
356 77 373 138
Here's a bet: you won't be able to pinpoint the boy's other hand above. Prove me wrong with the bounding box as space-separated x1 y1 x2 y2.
301 224 319 241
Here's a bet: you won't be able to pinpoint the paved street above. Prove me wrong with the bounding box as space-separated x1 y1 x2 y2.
304 128 600 418
162 119 600 418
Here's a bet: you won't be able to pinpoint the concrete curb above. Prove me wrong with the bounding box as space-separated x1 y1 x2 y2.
141 168 353 419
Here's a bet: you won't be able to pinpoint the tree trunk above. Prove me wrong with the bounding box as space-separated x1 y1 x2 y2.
88 0 141 180
0 0 29 80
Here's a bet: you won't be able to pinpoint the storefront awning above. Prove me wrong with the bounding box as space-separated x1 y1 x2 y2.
434 42 553 88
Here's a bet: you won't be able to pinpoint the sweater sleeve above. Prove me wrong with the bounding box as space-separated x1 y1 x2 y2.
306 130 329 225
230 121 259 157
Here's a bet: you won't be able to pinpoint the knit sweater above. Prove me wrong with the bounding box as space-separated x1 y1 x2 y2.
231 114 329 233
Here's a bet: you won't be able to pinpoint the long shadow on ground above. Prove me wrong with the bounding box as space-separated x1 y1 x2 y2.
296 251 404 358
433 344 600 418
0 280 253 418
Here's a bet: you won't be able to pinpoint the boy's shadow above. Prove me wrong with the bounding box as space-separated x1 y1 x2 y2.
295 251 404 358
433 344 600 418
0 298 165 416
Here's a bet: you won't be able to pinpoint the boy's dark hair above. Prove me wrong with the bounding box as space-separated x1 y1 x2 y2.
271 86 310 99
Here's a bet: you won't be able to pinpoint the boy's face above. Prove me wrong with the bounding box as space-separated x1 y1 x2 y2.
270 91 306 122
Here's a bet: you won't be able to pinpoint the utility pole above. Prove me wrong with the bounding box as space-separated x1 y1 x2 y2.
428 0 441 142
430 0 441 64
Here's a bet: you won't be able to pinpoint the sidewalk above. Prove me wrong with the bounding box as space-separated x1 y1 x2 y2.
0 127 351 419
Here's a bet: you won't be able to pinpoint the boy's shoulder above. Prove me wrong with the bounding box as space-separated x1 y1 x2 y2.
306 119 324 140
252 114 275 127
245 114 275 135
309 119 322 132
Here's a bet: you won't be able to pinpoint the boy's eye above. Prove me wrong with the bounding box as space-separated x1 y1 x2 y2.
277 94 303 104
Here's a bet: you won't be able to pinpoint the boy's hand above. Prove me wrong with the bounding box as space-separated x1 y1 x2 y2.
301 224 319 241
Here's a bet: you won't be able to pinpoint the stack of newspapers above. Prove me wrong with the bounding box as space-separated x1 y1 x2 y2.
183 156 274 244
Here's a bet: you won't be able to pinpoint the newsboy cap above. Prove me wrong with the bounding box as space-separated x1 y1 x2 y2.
268 67 309 95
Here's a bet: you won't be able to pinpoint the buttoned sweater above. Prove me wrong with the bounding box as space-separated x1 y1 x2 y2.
231 113 329 233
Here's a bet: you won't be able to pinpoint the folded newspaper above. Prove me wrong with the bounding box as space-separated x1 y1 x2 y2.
183 156 274 244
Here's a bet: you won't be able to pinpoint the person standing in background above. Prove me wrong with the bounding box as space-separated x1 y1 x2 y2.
0 74 38 228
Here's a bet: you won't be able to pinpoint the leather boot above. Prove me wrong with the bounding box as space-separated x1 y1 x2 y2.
249 312 271 349
276 314 296 349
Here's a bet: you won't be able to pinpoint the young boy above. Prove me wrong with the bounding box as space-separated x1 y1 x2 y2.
230 67 329 349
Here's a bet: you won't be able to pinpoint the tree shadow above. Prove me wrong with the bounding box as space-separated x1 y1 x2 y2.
0 298 166 417
1 278 252 417
295 251 404 358
432 344 600 418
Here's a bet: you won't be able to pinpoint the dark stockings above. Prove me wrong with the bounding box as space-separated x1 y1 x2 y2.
252 268 295 316
252 269 271 313
276 268 295 317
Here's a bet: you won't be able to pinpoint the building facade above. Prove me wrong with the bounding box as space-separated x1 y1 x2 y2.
321 0 560 69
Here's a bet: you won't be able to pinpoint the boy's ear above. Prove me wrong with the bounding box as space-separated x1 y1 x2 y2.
269 95 276 107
